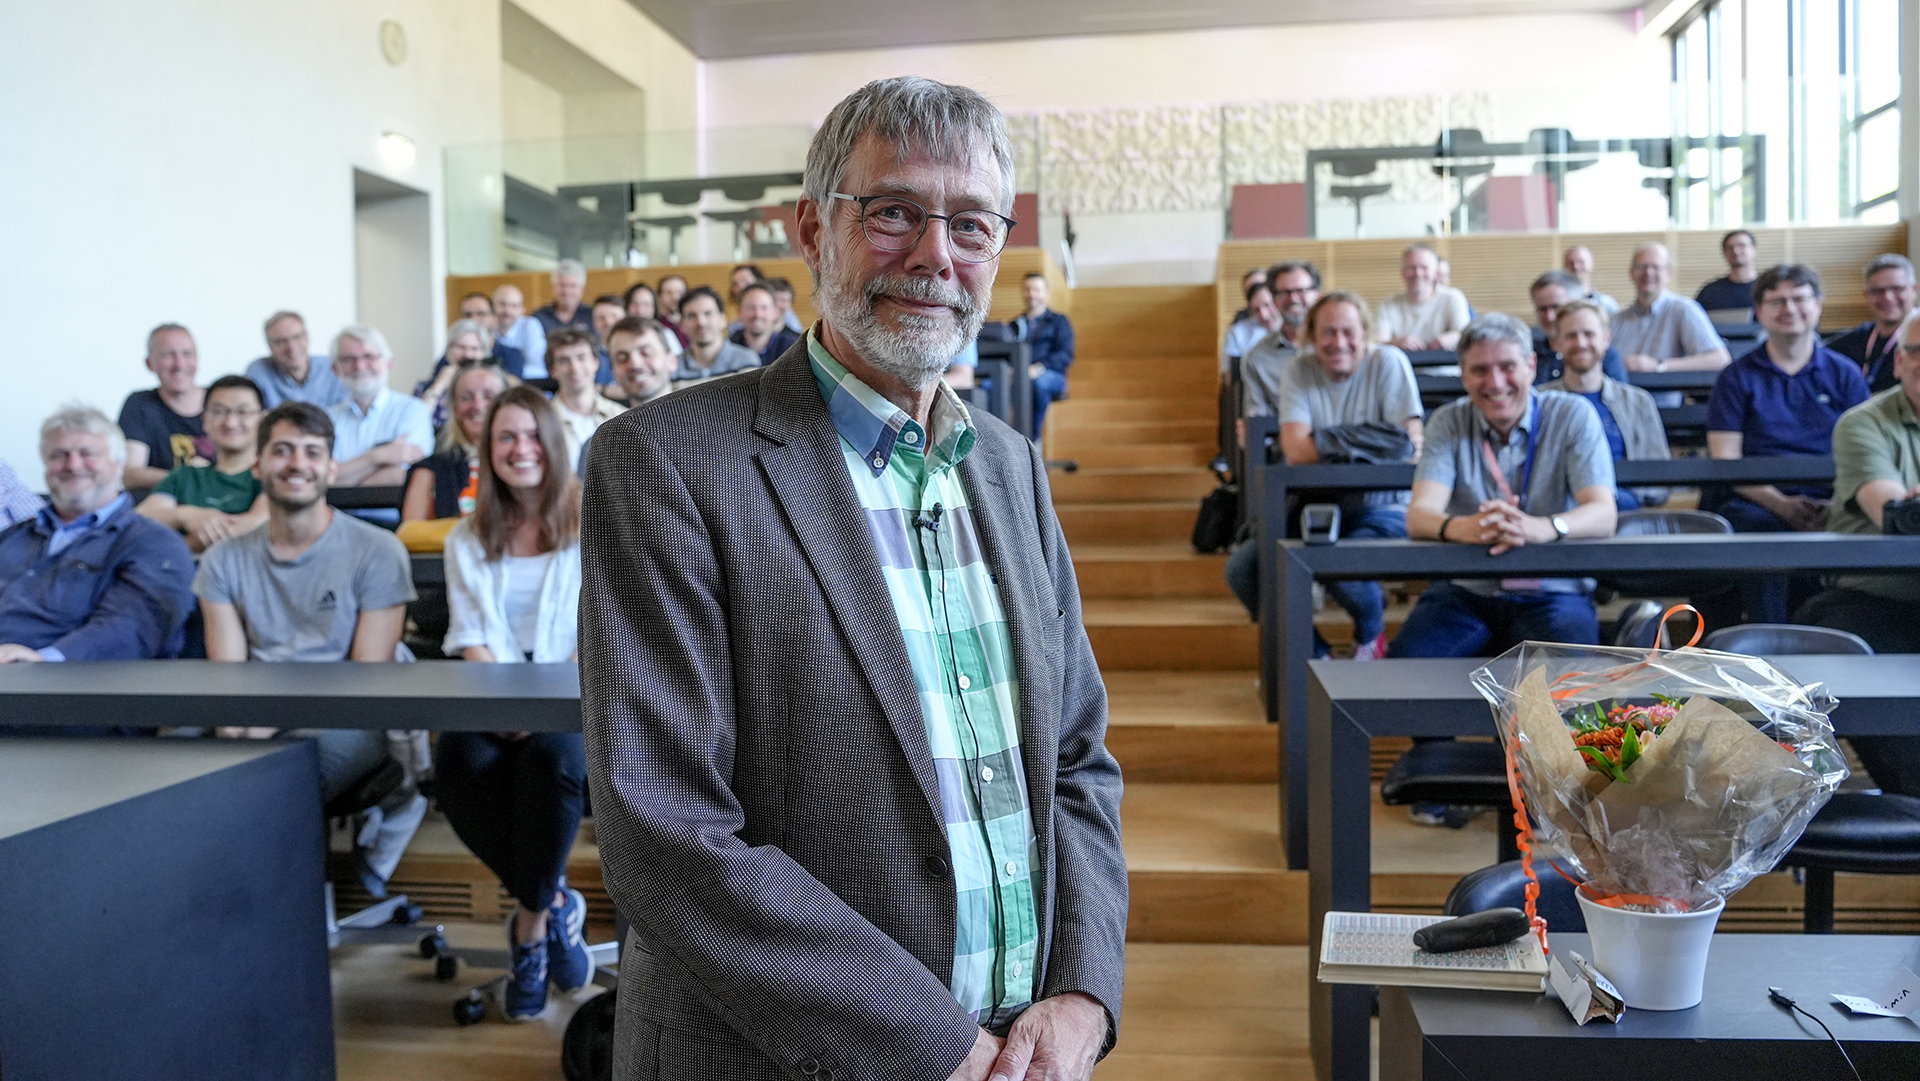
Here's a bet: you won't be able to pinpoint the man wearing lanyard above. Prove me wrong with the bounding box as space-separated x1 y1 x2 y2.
1390 313 1619 658
1826 254 1917 394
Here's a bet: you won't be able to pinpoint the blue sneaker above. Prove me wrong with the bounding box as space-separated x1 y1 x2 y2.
546 887 593 993
503 915 549 1022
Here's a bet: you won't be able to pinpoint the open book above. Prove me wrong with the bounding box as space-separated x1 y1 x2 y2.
1317 911 1548 993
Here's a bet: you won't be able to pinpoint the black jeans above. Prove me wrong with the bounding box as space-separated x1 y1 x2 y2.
434 731 587 912
1797 586 1920 797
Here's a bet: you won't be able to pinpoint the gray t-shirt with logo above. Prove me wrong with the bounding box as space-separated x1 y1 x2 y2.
194 510 415 662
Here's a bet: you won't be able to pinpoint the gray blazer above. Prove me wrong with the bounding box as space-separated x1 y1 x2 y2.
1542 374 1673 505
580 342 1126 1081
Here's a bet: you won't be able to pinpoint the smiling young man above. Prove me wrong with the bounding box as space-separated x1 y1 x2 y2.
729 281 801 365
671 286 762 383
1390 312 1618 658
1541 300 1671 511
547 326 626 471
137 374 269 552
580 77 1124 1081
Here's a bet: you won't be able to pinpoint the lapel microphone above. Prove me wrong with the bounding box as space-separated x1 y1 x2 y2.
912 503 945 533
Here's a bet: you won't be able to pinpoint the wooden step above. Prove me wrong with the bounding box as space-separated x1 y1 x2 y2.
1073 544 1232 599
1068 376 1219 402
1104 670 1272 783
1057 501 1198 547
1069 286 1217 357
1124 783 1297 945
1049 398 1215 424
1083 597 1257 670
1048 421 1217 450
1067 355 1217 382
1096 943 1310 1081
1050 467 1215 504
1051 443 1215 469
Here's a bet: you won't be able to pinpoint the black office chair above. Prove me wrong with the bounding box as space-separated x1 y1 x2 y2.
1380 601 1669 861
324 757 430 950
1444 858 1587 932
1597 509 1732 604
1701 622 1917 933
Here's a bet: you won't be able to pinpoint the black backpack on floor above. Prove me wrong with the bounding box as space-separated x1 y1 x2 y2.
562 987 618 1081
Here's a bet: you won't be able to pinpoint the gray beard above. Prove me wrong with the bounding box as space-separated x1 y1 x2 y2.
814 243 988 391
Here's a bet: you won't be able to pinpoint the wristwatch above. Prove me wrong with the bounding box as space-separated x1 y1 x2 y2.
1550 515 1571 541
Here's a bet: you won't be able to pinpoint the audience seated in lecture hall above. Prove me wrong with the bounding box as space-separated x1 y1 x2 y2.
136 375 270 552
0 458 40 528
626 279 688 353
119 323 213 491
1540 300 1672 512
1013 271 1075 439
1393 312 1619 659
1612 242 1733 374
1695 229 1761 314
1225 291 1422 661
591 294 625 349
326 323 434 489
1562 244 1621 317
1528 270 1627 385
436 385 593 1021
0 406 195 666
402 360 509 523
1800 314 1920 732
1375 243 1471 352
532 259 593 340
246 310 345 409
1825 253 1917 393
574 317 679 477
1705 263 1869 624
723 263 766 335
1236 261 1321 402
730 281 801 366
1228 265 1266 324
655 273 688 335
1221 279 1282 373
456 290 529 377
546 327 626 471
672 286 762 384
494 283 548 379
194 400 427 895
415 317 499 428
766 275 805 334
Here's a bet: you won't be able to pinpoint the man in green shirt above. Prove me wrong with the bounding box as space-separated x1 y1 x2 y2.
1800 313 1920 794
136 374 267 552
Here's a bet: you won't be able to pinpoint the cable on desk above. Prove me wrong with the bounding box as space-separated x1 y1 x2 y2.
1768 986 1863 1081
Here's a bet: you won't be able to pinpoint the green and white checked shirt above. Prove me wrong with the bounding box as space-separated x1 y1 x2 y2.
806 332 1040 1025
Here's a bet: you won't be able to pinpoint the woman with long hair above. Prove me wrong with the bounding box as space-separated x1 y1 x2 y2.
434 386 591 1021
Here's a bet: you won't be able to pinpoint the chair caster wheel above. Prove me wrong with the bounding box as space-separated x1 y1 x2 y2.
393 901 424 925
453 992 486 1026
418 931 448 958
435 954 461 982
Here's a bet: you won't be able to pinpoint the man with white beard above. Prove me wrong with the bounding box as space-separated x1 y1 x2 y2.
577 76 1126 1081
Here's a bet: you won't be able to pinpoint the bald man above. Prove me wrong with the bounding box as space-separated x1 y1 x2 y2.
1611 243 1730 374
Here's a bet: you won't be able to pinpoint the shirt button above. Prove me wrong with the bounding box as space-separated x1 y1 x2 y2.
1012 960 1023 977
872 455 885 469
1005 860 1018 876
958 675 971 690
981 766 994 782
903 430 919 444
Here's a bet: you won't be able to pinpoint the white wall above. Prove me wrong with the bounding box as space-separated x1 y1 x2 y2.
0 0 694 480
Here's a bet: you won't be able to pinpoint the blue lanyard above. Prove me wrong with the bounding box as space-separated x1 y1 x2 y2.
1482 396 1540 511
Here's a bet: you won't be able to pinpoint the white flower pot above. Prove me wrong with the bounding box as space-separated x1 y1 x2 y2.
1575 890 1725 1011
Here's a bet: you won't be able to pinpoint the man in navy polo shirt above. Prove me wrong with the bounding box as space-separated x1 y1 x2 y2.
1706 263 1869 624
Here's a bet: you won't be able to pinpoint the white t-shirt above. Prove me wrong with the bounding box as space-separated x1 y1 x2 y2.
1375 287 1471 346
503 551 554 657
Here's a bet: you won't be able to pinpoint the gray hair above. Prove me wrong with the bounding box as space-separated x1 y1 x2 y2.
146 322 192 357
553 259 587 283
1457 312 1536 360
262 310 304 336
446 318 494 353
40 405 127 466
803 77 1016 214
332 324 392 361
1403 243 1439 261
1867 253 1915 281
1531 269 1582 295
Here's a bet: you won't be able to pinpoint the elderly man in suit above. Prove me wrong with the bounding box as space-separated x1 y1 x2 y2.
581 76 1126 1081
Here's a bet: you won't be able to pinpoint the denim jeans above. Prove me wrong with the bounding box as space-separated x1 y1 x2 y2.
1223 506 1405 655
1031 368 1068 441
1386 582 1600 658
435 731 588 912
288 728 391 806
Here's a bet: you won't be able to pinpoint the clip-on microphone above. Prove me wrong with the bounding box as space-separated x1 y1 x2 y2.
913 503 946 533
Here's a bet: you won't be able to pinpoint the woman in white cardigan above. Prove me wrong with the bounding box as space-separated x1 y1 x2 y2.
435 385 592 1022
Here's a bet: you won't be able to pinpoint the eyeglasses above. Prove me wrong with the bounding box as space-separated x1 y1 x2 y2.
205 407 261 421
1758 293 1820 311
1867 285 1915 298
830 193 1015 263
1900 342 1920 358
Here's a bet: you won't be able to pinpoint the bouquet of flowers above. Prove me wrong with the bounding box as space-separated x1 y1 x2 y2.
1470 638 1848 914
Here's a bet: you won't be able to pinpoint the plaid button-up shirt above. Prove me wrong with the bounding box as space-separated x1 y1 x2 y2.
806 331 1040 1024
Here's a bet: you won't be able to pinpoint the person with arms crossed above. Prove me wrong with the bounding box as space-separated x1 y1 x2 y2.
1225 291 1422 659
1012 271 1075 440
1375 243 1471 352
1390 313 1619 658
1825 254 1917 393
1541 300 1670 512
195 401 427 894
327 324 434 489
1612 242 1732 374
247 311 344 409
119 323 213 490
1704 264 1868 624
0 406 195 665
137 375 270 552
437 386 593 1021
580 76 1125 1081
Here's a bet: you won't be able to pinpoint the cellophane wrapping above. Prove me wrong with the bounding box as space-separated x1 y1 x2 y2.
1470 642 1847 912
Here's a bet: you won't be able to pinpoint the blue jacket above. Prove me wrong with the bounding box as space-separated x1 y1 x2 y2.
0 501 197 659
1014 309 1076 376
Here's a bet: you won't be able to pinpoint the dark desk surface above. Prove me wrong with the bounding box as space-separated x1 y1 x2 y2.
1256 457 1834 490
326 486 405 510
0 660 582 732
1382 933 1920 1080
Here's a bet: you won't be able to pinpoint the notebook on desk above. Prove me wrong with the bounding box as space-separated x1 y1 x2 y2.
1317 911 1549 993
